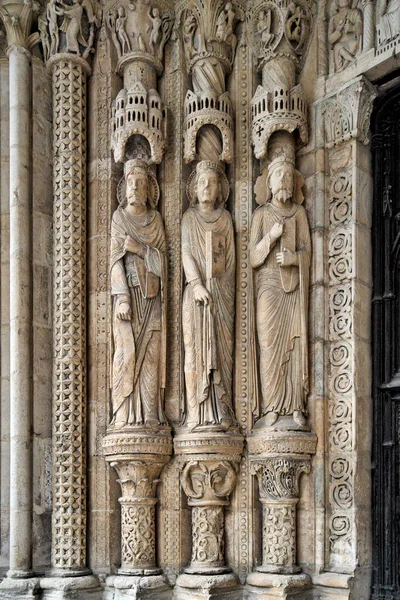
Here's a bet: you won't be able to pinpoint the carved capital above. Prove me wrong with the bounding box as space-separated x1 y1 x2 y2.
105 0 174 70
181 459 237 506
322 76 377 148
251 0 314 73
251 457 310 502
0 0 39 48
111 459 165 502
177 0 244 76
39 0 102 64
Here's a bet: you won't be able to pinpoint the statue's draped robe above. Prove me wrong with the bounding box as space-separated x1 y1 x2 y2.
250 201 310 416
182 207 235 428
110 207 167 426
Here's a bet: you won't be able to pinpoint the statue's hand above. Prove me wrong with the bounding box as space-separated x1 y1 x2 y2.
276 248 298 267
116 300 131 321
193 284 213 308
124 235 145 256
270 221 284 242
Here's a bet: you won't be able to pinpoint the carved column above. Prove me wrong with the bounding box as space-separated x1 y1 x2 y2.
174 1 244 597
0 2 39 597
38 2 103 598
319 77 376 595
247 2 317 598
101 2 174 598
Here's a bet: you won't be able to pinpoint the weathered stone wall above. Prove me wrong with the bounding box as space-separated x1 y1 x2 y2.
0 1 398 599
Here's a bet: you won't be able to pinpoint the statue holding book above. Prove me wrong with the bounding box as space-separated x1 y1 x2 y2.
181 161 236 431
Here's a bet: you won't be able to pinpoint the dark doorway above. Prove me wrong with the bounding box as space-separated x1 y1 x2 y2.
371 84 400 600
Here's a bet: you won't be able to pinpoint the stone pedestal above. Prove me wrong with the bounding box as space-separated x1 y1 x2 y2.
103 429 172 599
104 574 171 600
174 431 243 599
245 572 312 600
40 575 102 600
247 429 317 595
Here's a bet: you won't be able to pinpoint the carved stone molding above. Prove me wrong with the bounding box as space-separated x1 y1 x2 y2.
322 76 377 148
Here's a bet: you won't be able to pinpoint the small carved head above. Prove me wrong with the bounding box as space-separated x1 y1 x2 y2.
188 160 229 208
118 159 159 209
152 7 160 17
255 157 304 205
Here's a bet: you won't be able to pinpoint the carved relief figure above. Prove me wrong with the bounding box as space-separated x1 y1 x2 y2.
182 161 235 431
38 9 51 61
215 2 237 55
250 154 311 428
110 159 167 428
148 6 162 51
116 6 130 55
377 0 400 45
328 0 363 72
58 0 87 54
257 8 274 49
47 0 62 55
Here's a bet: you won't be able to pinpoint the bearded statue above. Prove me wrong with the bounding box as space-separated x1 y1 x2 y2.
250 146 311 429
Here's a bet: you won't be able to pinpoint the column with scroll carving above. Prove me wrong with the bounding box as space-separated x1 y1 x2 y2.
101 2 174 599
37 2 103 598
173 1 244 598
321 77 376 585
247 2 317 598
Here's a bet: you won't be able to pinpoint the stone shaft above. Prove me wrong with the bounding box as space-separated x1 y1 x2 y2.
8 43 33 577
51 58 88 572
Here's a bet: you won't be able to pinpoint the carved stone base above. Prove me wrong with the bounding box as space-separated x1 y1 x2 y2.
174 573 241 600
245 573 312 599
104 574 171 600
103 429 172 576
0 577 40 600
40 575 103 600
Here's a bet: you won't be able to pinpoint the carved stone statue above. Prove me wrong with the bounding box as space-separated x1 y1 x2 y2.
148 6 162 51
250 151 311 429
328 0 363 72
110 159 167 429
182 161 235 431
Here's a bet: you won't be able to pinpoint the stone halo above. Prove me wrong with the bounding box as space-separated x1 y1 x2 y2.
186 160 230 207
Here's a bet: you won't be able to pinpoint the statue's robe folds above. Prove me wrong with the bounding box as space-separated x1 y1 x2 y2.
110 207 167 427
250 202 311 416
182 207 235 429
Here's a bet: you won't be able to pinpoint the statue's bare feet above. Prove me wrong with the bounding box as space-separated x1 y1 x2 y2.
264 411 278 427
293 410 306 427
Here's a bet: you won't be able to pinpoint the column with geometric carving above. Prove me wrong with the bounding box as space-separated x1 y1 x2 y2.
38 2 103 598
247 2 317 598
101 2 174 599
321 77 376 591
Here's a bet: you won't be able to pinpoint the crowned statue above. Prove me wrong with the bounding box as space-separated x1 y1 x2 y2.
250 136 311 429
182 161 236 431
110 159 167 429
